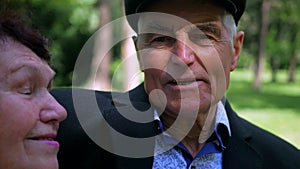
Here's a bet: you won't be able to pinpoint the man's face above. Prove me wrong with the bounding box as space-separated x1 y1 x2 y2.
135 0 244 116
0 38 67 169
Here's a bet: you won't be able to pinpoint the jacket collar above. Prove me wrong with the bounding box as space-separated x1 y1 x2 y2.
103 83 155 169
107 83 263 169
223 100 262 169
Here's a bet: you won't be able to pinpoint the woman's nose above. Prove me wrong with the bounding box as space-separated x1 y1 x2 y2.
40 92 67 123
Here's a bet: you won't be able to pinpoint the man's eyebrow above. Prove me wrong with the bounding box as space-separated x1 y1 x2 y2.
144 22 174 34
191 23 221 36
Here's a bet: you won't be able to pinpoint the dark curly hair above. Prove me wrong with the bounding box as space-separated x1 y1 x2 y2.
0 11 50 62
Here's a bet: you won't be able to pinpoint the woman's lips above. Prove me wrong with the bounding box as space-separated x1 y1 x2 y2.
27 134 59 147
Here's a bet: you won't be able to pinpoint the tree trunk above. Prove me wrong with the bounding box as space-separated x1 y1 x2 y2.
270 22 282 83
85 0 112 90
288 55 297 83
121 18 140 91
288 27 298 83
253 0 270 91
270 56 279 83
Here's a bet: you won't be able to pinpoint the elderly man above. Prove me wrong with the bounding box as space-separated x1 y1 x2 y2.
53 0 300 168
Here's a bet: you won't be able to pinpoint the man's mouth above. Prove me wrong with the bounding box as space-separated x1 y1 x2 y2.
170 79 198 85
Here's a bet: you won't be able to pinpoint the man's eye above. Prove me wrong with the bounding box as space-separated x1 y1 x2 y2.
189 33 214 46
23 91 32 95
191 33 211 39
153 36 169 42
150 36 175 48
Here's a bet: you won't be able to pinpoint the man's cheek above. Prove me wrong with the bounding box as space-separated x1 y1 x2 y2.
138 49 171 71
195 47 227 103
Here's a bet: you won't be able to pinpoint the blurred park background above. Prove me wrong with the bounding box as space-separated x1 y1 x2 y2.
2 0 299 148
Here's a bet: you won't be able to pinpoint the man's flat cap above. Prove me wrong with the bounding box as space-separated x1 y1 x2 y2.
124 0 246 26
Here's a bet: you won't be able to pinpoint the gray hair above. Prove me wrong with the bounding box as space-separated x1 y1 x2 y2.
221 12 237 46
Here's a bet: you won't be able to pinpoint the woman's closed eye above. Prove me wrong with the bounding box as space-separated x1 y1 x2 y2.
17 83 33 96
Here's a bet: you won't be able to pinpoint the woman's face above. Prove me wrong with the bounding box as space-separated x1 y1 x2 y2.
0 38 67 169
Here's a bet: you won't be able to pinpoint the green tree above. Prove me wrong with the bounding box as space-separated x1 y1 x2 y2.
239 0 300 87
2 0 100 86
267 0 300 83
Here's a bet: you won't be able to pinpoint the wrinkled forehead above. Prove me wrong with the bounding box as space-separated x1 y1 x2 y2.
0 38 53 78
137 13 224 36
138 13 190 33
6 57 52 73
0 56 55 84
137 1 226 34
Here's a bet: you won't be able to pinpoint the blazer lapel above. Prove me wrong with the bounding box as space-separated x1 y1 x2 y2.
102 107 155 169
101 83 156 169
105 85 262 169
223 101 262 169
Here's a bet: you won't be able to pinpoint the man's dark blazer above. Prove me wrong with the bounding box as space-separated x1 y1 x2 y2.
51 83 300 169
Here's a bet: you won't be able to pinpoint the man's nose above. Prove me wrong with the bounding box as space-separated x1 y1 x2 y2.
174 39 195 65
40 92 67 123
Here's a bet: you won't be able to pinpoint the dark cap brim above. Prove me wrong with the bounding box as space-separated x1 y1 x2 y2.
125 0 246 26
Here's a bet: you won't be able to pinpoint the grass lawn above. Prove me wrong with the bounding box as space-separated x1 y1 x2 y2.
226 68 300 149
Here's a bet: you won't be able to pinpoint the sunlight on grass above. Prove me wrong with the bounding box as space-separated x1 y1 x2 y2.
227 69 300 149
234 108 300 149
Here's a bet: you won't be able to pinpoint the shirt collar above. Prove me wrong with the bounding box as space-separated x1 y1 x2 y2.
153 100 231 145
215 101 231 136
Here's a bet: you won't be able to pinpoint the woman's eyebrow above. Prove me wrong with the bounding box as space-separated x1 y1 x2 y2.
10 64 55 84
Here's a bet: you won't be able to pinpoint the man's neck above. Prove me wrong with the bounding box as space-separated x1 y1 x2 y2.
160 104 218 155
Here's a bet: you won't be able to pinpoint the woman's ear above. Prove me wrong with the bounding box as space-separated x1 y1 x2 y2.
230 31 244 71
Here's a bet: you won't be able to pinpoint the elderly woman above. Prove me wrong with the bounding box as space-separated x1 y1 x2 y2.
0 12 67 169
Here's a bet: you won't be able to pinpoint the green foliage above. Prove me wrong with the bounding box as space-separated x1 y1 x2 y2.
237 49 255 69
238 0 261 58
239 0 300 75
266 0 300 67
2 0 100 86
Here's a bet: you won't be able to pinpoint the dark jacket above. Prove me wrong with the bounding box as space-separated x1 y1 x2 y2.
51 83 300 169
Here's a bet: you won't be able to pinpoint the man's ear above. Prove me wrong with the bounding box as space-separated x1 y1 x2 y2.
230 31 244 71
132 35 138 51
